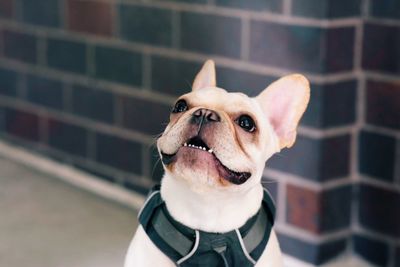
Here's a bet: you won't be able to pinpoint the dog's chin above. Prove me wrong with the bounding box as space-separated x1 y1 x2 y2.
161 146 251 187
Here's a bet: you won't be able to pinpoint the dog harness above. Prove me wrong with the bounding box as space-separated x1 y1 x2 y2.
139 185 276 267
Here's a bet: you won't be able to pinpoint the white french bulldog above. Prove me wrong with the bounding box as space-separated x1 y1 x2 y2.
125 60 310 267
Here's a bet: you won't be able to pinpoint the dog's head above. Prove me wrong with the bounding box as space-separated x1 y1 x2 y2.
157 60 310 193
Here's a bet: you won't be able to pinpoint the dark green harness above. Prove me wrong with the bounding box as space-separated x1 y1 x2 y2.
139 185 276 267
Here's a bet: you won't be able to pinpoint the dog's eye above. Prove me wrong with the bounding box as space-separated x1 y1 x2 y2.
236 115 256 132
172 99 188 113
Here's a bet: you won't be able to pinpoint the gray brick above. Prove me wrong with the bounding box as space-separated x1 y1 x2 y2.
180 12 242 58
94 45 142 86
119 5 173 47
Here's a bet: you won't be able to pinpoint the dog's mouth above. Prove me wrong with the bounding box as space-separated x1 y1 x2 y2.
161 136 251 185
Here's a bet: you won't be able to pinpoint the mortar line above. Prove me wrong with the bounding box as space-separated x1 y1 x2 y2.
0 58 176 105
13 0 23 21
362 0 371 18
353 19 363 72
0 62 369 142
0 58 368 140
360 175 400 192
282 0 292 16
111 0 119 37
264 168 353 191
275 223 352 243
0 96 155 145
363 71 400 82
277 179 286 225
349 16 364 248
354 225 400 246
0 19 362 84
116 0 359 28
363 124 400 139
365 17 400 27
240 15 250 61
297 125 355 138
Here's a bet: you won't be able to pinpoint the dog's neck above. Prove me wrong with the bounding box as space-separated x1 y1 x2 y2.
160 173 264 233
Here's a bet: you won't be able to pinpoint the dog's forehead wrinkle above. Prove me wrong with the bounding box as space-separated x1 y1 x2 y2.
187 88 254 111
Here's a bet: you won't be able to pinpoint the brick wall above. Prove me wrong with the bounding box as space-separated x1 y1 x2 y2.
0 0 398 265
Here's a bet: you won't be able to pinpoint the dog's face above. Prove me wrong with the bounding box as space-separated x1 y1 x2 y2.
157 60 310 194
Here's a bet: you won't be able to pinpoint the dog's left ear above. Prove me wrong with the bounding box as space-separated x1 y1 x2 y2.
256 74 310 149
192 60 216 91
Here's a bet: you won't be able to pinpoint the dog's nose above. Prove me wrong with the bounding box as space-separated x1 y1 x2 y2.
192 108 220 124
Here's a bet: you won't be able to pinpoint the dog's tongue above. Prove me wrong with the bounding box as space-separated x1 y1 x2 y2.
178 146 251 185
214 157 251 185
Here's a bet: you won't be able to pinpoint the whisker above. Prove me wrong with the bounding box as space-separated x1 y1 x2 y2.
151 157 163 179
261 180 278 184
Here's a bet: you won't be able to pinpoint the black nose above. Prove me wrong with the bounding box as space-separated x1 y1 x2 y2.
191 108 220 125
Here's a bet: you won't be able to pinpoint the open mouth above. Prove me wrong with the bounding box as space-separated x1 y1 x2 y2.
161 136 251 185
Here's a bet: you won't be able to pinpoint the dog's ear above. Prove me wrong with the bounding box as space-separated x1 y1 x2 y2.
256 74 310 149
192 60 216 91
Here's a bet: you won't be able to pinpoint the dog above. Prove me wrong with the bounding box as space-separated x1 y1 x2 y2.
124 60 310 267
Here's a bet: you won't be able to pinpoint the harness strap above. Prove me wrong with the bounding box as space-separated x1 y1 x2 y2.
243 207 267 252
140 185 276 266
150 204 268 263
152 207 193 256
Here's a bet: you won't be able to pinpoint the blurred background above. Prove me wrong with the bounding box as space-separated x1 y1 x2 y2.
0 0 399 266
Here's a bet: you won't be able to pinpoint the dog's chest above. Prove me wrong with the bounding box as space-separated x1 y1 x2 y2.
139 185 276 267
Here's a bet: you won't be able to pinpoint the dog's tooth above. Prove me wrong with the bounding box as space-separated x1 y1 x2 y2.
208 149 213 153
202 147 206 151
183 143 187 146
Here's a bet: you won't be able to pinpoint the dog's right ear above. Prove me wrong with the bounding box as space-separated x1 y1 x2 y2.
192 60 216 91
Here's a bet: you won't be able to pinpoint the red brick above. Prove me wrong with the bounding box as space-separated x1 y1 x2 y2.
286 184 352 234
366 80 400 130
3 107 40 142
67 0 112 36
286 184 321 233
0 0 13 18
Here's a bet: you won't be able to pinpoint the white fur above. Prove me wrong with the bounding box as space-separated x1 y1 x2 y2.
124 175 284 267
124 61 309 267
161 173 264 233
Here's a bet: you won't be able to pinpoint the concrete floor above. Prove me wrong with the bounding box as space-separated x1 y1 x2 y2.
0 156 138 267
